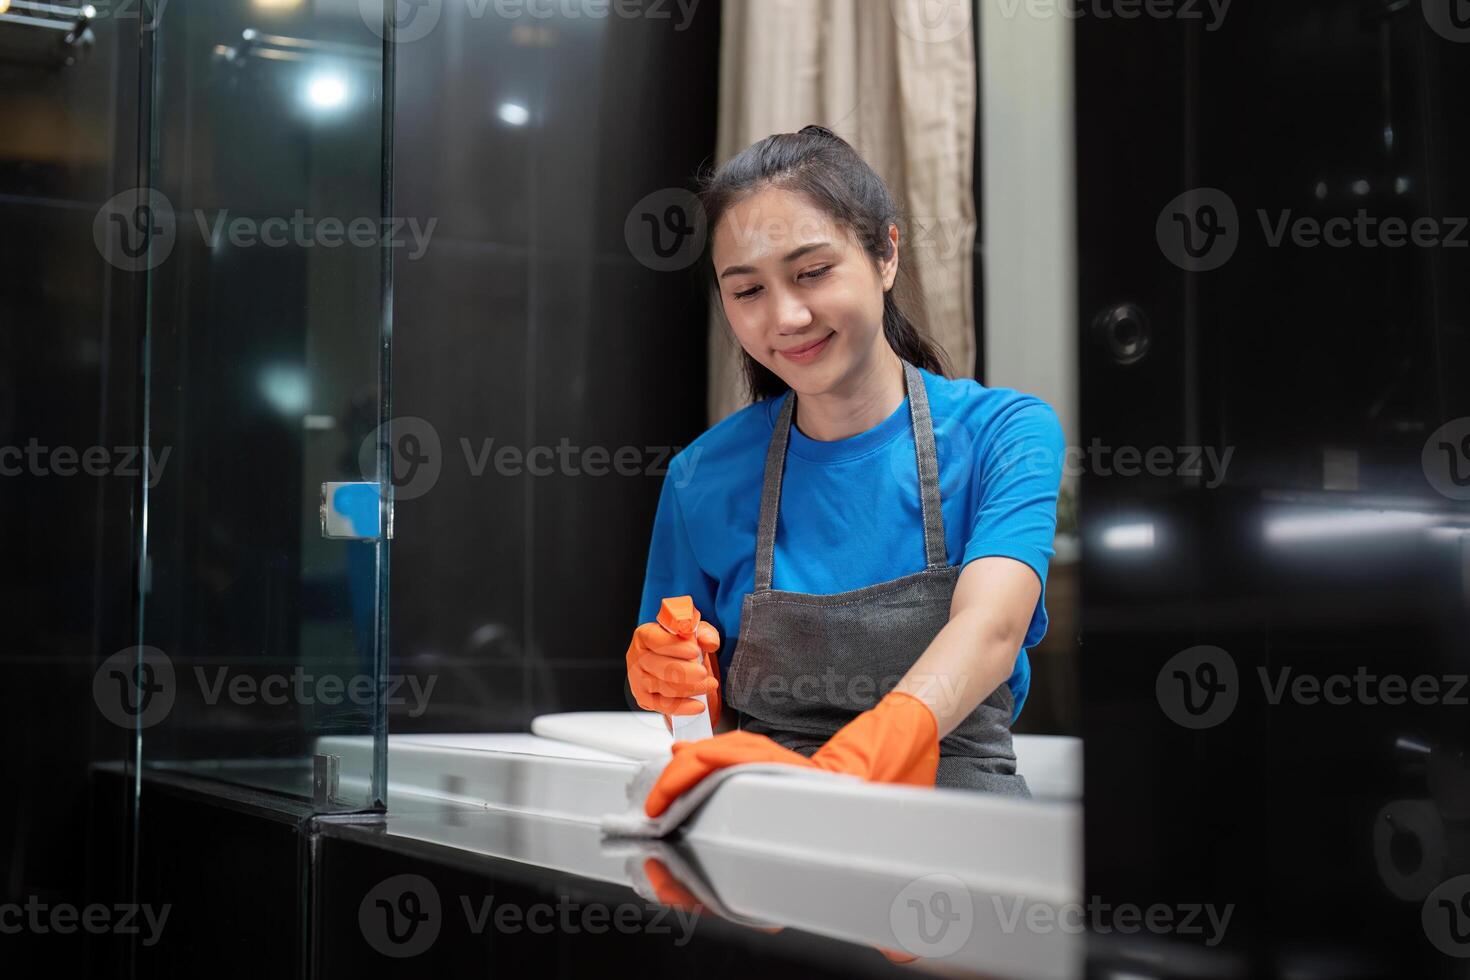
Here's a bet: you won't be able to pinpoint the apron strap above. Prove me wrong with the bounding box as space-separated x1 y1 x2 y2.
753 388 796 592
905 359 950 570
753 359 949 593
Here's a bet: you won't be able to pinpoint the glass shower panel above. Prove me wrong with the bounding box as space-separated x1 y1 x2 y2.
136 0 390 809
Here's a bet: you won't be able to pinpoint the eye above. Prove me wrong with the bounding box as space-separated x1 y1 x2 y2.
732 285 762 300
798 265 832 282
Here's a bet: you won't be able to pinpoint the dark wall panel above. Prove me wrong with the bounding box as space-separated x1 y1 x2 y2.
0 14 143 972
389 4 721 732
1077 2 1470 976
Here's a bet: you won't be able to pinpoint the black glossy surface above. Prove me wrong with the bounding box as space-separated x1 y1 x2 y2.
132 772 306 979
90 768 956 979
312 821 919 979
1077 3 1470 976
81 765 313 979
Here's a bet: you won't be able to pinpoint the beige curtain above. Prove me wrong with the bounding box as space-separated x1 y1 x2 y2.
707 0 978 424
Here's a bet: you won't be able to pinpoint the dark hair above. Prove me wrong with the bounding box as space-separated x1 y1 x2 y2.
696 124 951 403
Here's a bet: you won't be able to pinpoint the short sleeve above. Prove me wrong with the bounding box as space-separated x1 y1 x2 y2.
961 398 1064 649
636 461 723 641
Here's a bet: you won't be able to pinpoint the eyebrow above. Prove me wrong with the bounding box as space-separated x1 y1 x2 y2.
718 242 832 279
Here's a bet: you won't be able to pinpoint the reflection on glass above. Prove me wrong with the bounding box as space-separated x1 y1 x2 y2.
137 0 389 810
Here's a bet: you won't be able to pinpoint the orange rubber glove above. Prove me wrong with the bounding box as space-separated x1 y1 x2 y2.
644 690 940 817
642 858 704 911
806 689 940 786
644 731 818 816
643 858 783 933
625 597 722 732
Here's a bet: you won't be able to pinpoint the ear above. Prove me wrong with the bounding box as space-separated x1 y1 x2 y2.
880 223 900 291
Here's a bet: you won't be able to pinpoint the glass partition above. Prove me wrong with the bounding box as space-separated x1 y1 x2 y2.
132 0 391 810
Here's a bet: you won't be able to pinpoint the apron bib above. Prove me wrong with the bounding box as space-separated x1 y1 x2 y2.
723 360 1029 796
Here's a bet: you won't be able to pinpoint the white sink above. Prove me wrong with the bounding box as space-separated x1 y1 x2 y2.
317 713 1081 899
316 716 1084 979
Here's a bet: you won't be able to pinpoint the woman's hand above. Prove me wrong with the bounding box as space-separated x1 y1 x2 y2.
625 612 722 730
644 731 816 816
806 690 940 785
642 690 940 817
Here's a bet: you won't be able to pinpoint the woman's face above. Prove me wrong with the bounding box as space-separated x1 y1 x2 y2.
711 186 899 397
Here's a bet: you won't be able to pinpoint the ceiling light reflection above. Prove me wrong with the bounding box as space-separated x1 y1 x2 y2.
260 365 309 415
305 71 350 111
1101 523 1155 550
1263 509 1436 545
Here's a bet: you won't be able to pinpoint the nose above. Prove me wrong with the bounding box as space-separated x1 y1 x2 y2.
771 285 813 334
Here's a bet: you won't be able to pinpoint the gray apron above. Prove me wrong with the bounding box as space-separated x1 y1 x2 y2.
724 360 1030 797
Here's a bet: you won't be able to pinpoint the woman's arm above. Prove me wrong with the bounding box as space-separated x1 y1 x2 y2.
891 556 1041 739
644 557 1043 812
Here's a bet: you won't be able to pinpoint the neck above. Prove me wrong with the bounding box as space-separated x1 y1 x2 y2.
793 346 907 442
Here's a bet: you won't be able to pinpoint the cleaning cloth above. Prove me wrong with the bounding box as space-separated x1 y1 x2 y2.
599 753 863 839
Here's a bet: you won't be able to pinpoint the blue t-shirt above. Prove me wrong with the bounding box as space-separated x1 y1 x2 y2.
636 366 1064 721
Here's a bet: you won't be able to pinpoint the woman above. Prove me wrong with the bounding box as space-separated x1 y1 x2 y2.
625 125 1064 818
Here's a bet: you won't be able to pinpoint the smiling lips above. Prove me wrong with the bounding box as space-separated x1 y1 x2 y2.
778 331 834 363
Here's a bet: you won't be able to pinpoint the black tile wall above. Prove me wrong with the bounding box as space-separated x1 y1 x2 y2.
0 14 144 976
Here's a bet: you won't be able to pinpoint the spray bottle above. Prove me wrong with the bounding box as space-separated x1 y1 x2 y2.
656 595 714 742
